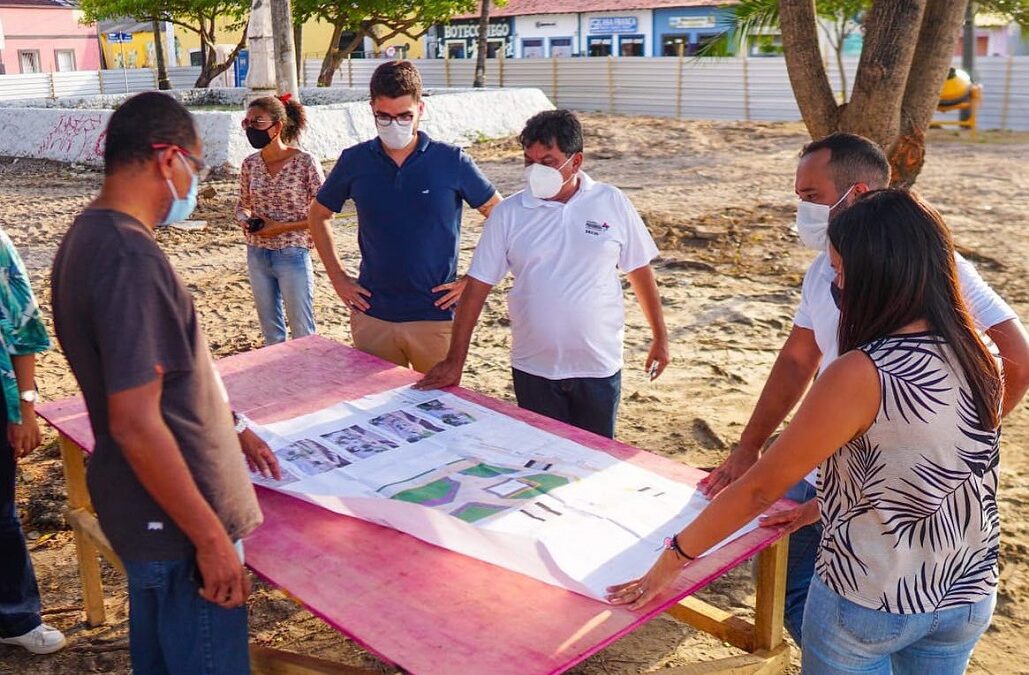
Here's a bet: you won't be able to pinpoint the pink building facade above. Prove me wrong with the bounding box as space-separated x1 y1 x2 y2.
0 0 100 74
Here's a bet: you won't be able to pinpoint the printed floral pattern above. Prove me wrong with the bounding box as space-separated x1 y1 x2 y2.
236 150 325 250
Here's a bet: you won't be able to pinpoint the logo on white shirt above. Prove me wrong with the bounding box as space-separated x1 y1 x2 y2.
584 220 610 236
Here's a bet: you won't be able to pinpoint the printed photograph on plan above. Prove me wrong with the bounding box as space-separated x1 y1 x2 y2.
320 424 400 460
369 411 445 443
277 439 350 476
415 399 478 427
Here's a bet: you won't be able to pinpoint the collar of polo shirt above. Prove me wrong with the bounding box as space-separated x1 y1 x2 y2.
521 171 597 208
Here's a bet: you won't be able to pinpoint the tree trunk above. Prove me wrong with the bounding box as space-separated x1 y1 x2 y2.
271 0 299 98
318 24 344 87
294 23 304 85
838 0 926 148
780 0 839 139
318 29 363 87
199 27 209 71
195 22 249 88
780 0 970 187
473 0 490 88
889 0 970 187
152 19 171 90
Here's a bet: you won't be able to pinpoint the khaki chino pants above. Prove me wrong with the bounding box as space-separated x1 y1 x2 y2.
349 312 453 374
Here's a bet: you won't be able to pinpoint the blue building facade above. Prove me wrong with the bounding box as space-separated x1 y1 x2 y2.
652 6 736 56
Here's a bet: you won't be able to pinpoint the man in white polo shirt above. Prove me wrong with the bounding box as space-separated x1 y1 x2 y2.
699 132 1029 645
417 109 669 438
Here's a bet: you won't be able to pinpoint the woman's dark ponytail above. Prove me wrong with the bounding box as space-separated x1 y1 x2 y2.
279 94 306 144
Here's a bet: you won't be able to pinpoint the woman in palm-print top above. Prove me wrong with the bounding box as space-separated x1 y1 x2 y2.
608 189 1015 674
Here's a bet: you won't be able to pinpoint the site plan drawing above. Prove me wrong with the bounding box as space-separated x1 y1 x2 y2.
249 386 760 600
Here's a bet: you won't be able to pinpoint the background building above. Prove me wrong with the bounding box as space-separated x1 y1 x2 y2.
0 0 100 74
439 1 737 59
99 20 181 69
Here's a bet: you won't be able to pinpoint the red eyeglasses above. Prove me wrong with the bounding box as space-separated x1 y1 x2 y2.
152 143 210 180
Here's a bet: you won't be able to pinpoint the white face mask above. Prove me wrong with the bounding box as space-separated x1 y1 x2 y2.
794 185 855 250
377 120 414 150
523 155 576 200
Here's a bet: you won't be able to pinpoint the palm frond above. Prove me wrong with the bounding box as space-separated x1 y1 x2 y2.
695 0 780 59
881 546 999 613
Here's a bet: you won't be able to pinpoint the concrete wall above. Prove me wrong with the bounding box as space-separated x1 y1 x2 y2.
0 87 553 170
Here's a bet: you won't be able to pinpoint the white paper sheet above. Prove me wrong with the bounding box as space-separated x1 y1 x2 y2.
250 386 760 600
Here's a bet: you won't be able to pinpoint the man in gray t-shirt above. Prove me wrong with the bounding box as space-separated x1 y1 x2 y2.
51 93 261 674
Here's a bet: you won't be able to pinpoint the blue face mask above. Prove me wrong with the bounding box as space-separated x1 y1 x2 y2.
159 155 199 226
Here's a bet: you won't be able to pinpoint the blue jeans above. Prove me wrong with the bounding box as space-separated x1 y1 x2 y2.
511 369 621 438
124 558 250 675
783 479 822 646
802 574 995 674
247 245 316 346
0 413 42 639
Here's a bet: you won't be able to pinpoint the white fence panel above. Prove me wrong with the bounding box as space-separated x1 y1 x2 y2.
971 56 1029 131
745 58 802 121
52 71 103 99
100 68 157 95
681 58 748 121
0 73 52 101
1 56 1027 131
168 67 202 90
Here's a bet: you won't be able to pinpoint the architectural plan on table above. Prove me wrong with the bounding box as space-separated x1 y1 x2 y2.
250 386 759 600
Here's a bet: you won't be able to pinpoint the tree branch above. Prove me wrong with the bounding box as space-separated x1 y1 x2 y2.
890 0 970 186
167 18 202 35
780 0 840 137
839 0 926 147
370 20 418 45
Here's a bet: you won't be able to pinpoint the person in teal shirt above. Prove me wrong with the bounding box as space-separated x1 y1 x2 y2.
0 227 66 655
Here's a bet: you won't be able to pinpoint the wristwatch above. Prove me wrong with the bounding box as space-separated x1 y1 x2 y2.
19 390 38 405
232 412 250 434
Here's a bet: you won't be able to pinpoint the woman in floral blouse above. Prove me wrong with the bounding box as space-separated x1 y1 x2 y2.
236 94 325 345
0 228 65 654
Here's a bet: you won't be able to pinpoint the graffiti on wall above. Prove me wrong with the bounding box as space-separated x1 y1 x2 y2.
36 113 107 164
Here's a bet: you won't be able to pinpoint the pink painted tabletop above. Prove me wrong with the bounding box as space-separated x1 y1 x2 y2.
38 335 790 675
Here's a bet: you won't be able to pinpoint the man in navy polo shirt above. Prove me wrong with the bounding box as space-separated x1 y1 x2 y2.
308 61 501 372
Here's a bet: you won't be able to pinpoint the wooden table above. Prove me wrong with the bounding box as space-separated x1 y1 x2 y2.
38 336 792 675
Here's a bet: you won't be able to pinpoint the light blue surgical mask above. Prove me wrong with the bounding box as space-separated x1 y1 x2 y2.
159 154 199 226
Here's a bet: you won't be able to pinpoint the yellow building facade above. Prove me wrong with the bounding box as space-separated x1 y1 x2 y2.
99 16 426 79
172 18 425 72
99 24 188 69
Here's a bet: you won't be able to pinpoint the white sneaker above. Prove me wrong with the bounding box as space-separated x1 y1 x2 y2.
0 623 67 654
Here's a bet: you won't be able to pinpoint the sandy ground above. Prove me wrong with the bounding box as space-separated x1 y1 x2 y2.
1 115 1026 674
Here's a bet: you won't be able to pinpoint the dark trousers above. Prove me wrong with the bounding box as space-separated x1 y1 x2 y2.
512 368 622 439
0 405 43 639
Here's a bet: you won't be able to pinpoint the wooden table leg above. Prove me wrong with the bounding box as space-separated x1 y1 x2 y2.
753 537 789 651
59 434 107 626
250 645 392 674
